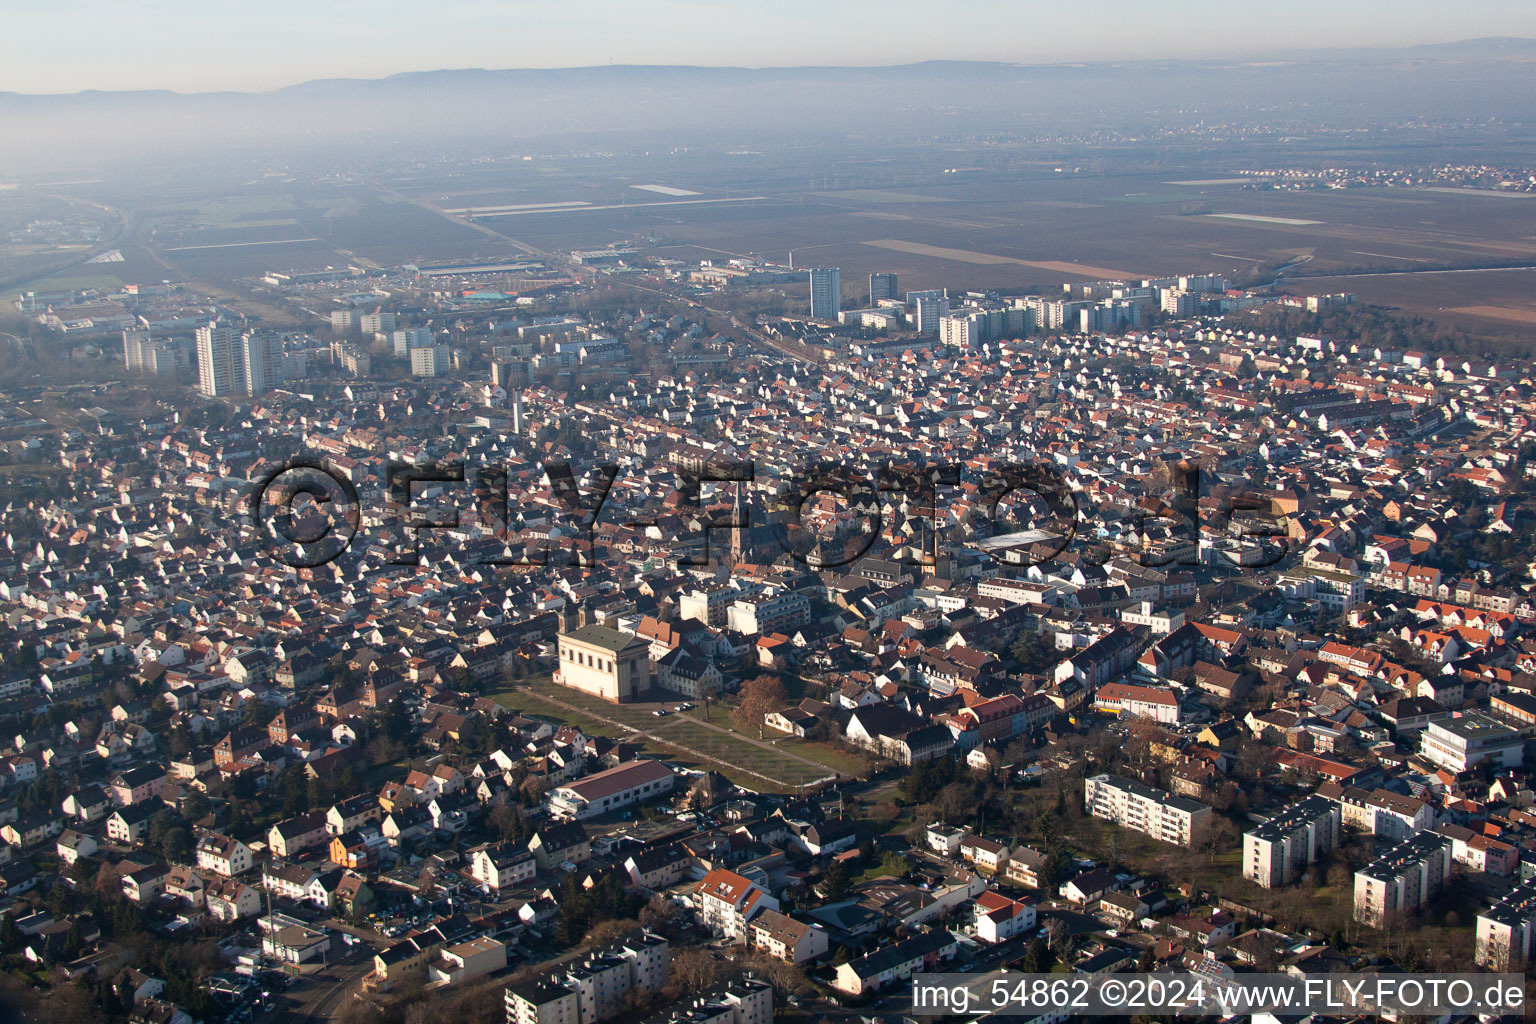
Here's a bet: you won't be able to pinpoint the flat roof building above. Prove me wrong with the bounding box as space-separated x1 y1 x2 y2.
1354 831 1453 929
1085 773 1211 848
1419 713 1524 773
1476 881 1536 972
1243 796 1341 888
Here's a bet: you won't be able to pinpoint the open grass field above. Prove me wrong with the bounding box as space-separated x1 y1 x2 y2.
20 271 126 291
649 718 833 788
778 736 876 777
493 686 618 740
487 676 854 792
516 675 662 729
193 195 300 226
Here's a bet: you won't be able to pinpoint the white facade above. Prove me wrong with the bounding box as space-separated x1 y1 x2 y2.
1476 881 1536 971
1353 833 1452 929
1085 774 1210 847
808 268 840 320
1243 797 1341 888
1419 714 1524 773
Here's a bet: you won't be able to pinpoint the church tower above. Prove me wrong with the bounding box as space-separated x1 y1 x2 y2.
729 482 749 565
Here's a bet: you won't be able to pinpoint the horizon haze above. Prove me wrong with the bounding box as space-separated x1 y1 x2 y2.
6 0 1536 93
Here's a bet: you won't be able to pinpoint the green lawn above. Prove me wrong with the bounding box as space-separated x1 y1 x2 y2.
1061 811 1363 934
655 719 833 788
194 195 299 226
778 737 873 777
520 676 664 729
33 271 126 290
492 687 622 741
488 678 831 792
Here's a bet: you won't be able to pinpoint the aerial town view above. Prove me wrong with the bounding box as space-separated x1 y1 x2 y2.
4 3 1536 1023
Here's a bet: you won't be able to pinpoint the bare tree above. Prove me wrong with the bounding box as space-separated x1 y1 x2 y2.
936 781 974 825
733 674 788 732
638 895 680 937
669 946 733 992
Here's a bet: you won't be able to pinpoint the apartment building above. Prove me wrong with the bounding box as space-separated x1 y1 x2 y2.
1419 713 1524 773
469 840 537 891
1309 567 1366 612
393 326 434 354
504 931 670 1024
359 311 396 334
1435 823 1521 876
808 268 840 320
1243 796 1341 888
1053 627 1143 689
1084 774 1212 848
694 868 779 940
726 590 810 636
410 343 451 377
267 812 328 859
554 624 652 703
1336 786 1435 839
1353 831 1453 928
195 324 241 397
1475 881 1536 971
623 844 692 893
746 908 830 964
832 930 959 996
678 585 736 627
196 324 283 397
641 981 773 1024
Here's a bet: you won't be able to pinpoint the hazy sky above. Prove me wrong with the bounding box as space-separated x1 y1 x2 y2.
8 0 1536 94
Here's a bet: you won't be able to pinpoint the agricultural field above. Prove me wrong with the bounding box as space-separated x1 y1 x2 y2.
1290 266 1536 336
438 162 1536 306
8 150 1536 339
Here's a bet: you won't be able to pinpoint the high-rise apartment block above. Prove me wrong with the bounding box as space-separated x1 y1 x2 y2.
393 327 435 356
1476 881 1536 971
359 311 396 334
1353 831 1452 928
123 329 190 377
241 330 282 396
196 324 283 397
913 294 950 335
870 272 898 303
808 268 840 319
196 324 241 397
1242 796 1341 888
410 344 450 377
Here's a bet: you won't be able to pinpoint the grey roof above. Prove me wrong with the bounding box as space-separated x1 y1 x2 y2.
562 623 646 653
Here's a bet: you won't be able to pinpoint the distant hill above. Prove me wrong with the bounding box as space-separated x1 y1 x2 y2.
3 41 1535 172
